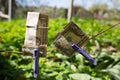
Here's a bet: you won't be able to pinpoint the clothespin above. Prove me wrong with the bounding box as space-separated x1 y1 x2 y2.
22 12 48 78
54 22 97 65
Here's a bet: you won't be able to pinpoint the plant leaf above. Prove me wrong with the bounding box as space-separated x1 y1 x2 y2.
69 73 91 80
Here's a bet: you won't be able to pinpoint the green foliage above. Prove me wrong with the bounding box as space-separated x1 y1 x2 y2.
48 18 67 45
0 18 120 80
0 19 26 51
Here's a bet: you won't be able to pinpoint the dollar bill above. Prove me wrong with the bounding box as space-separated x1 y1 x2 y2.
54 22 89 57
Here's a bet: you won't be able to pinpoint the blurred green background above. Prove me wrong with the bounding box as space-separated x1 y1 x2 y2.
0 0 120 80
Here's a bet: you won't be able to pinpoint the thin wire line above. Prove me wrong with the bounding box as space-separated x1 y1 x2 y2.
89 22 120 40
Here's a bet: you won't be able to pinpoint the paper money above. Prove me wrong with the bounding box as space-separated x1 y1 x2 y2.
54 22 89 57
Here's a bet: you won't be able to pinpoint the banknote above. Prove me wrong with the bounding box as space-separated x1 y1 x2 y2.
22 12 48 57
54 22 89 57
